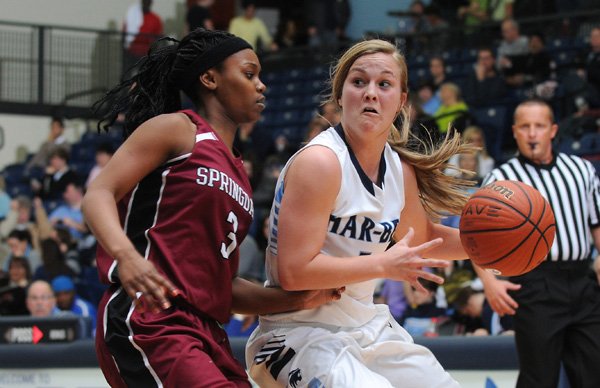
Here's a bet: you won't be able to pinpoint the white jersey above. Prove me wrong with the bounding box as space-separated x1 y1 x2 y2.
262 126 405 327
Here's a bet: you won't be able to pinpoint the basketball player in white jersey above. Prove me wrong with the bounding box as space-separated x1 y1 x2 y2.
245 39 476 387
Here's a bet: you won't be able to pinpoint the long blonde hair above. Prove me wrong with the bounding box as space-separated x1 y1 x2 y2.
327 39 475 219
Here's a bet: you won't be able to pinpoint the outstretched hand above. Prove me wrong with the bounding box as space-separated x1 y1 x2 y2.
384 228 449 294
118 254 180 313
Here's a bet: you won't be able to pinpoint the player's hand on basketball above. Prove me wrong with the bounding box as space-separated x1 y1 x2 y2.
118 253 180 313
297 287 346 310
386 228 449 293
482 276 520 316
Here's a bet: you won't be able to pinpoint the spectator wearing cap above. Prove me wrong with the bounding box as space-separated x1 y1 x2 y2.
51 275 96 334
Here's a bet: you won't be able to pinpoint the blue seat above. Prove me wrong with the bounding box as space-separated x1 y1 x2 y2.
2 163 26 185
577 132 600 157
558 136 578 155
441 48 461 64
470 105 509 162
7 183 32 198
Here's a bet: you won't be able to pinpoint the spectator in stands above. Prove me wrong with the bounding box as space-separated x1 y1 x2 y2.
228 0 277 52
51 275 96 334
123 0 163 72
501 31 552 88
378 279 409 323
406 94 440 143
428 55 447 92
305 0 351 47
25 117 71 173
453 285 514 336
416 80 442 116
25 279 59 317
274 19 302 49
433 82 469 134
184 0 214 34
457 0 489 30
401 279 448 336
3 229 42 275
560 26 600 117
0 196 54 258
497 19 529 76
0 176 10 221
85 142 115 189
0 256 31 315
54 227 83 271
489 0 514 22
447 126 495 181
398 1 430 36
463 47 508 107
33 238 77 282
304 115 329 143
30 148 79 202
48 183 87 240
320 101 342 126
423 4 450 52
584 26 600 102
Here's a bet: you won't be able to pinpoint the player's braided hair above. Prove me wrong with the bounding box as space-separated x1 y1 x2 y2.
327 39 476 220
93 28 240 138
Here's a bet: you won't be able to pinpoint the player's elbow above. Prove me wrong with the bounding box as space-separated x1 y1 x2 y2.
278 266 306 291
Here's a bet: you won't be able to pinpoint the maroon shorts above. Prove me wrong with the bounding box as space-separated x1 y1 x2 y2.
96 288 250 388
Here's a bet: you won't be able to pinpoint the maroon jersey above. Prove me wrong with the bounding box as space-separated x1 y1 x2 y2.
96 110 253 323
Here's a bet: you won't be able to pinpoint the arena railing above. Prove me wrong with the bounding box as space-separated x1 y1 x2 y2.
0 9 598 119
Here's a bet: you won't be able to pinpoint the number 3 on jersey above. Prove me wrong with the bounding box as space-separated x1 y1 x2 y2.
221 211 238 259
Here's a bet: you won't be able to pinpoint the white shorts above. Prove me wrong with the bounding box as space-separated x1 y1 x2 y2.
245 305 459 388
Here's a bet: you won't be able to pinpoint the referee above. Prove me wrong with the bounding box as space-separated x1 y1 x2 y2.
476 99 600 388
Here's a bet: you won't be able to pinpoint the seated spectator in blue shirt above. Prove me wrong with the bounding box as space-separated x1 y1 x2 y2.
51 275 96 335
378 279 409 323
49 183 87 240
401 279 448 336
416 80 442 116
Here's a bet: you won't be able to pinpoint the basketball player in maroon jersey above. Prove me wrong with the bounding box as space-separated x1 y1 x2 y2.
83 29 340 387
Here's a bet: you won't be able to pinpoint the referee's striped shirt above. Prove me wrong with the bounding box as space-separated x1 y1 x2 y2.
481 153 600 262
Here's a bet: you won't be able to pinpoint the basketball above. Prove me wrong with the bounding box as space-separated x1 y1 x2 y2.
459 180 556 276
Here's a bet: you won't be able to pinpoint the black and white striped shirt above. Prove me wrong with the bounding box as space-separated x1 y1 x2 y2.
482 153 600 262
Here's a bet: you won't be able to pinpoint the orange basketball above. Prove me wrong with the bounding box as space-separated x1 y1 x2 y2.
459 180 556 276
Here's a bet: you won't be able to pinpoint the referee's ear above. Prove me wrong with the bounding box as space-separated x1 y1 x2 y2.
550 123 558 140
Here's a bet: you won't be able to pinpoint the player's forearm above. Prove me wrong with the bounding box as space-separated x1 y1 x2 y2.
231 277 309 315
427 223 469 260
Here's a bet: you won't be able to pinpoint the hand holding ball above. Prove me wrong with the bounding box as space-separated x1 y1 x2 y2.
459 180 556 276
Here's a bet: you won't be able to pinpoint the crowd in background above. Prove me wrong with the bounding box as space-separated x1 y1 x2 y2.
0 0 599 340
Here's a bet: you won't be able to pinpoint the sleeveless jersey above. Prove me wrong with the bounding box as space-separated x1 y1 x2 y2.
263 125 405 327
96 110 253 323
